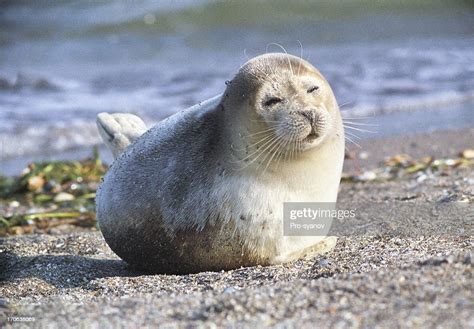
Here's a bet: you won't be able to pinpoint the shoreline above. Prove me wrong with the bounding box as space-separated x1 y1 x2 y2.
1 123 473 177
343 126 474 173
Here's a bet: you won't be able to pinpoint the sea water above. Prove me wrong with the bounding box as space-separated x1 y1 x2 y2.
1 1 473 175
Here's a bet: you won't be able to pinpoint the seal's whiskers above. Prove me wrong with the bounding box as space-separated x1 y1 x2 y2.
297 40 304 76
236 134 278 162
261 135 287 174
254 134 285 165
251 64 279 85
242 126 277 138
342 120 377 127
345 131 362 140
274 136 292 169
343 125 376 134
338 101 354 108
250 119 282 123
266 43 295 77
345 135 362 148
234 133 275 152
243 135 284 170
237 133 283 169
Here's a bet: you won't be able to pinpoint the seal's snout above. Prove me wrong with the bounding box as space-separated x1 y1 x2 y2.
299 110 316 125
292 108 331 144
308 127 319 139
298 110 324 134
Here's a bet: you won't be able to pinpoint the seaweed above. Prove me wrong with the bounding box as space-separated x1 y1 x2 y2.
342 151 474 183
0 147 106 236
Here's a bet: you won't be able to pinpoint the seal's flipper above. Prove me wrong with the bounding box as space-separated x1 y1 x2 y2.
96 112 147 158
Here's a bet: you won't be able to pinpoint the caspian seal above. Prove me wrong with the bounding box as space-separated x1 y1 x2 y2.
96 53 345 274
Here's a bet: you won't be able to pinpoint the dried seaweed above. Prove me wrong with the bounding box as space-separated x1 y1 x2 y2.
0 148 106 235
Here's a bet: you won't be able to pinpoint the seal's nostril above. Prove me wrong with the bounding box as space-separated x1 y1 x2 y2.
299 111 315 124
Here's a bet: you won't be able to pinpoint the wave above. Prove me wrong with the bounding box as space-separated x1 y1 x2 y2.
0 73 62 92
2 1 470 42
1 0 473 164
1 90 472 160
343 90 474 117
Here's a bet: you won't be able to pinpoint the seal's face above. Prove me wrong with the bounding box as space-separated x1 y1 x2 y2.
225 53 342 168
255 69 336 151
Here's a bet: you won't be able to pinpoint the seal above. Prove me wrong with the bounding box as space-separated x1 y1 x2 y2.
96 53 345 274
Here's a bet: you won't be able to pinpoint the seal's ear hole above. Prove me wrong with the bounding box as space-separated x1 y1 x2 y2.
307 86 319 93
264 97 283 107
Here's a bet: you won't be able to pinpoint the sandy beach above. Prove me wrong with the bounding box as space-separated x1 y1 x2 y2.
1 1 473 327
1 127 472 328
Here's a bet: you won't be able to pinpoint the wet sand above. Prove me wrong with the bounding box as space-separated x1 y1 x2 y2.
1 128 473 328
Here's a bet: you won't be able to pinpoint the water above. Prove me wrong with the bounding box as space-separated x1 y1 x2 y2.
1 0 473 175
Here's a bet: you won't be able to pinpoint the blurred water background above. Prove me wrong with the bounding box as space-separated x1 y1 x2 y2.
1 0 473 175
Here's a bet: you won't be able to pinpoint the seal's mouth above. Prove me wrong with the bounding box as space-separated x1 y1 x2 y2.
298 111 324 143
305 130 319 142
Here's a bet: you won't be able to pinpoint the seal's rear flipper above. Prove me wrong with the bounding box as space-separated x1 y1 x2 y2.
96 113 147 158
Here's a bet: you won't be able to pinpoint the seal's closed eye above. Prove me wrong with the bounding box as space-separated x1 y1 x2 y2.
264 97 283 107
307 86 319 93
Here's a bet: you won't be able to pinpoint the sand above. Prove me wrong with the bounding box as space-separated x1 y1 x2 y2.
1 128 473 328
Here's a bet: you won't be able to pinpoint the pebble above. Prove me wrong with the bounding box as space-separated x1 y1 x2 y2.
356 171 376 181
53 192 75 202
27 176 45 191
460 149 474 159
416 173 428 183
445 159 456 166
359 151 369 160
223 287 238 294
318 259 330 267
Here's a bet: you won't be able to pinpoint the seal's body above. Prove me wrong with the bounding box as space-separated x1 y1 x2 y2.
96 54 344 273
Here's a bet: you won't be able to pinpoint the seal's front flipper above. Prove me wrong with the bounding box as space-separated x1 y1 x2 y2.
96 112 147 158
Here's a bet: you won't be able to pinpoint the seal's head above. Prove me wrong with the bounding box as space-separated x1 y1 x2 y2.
224 53 342 159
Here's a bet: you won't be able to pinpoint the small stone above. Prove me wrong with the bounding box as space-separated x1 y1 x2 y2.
445 159 456 166
44 180 60 193
345 151 356 160
28 176 45 191
384 154 411 167
358 151 369 160
54 192 75 202
460 149 474 159
21 167 31 175
8 226 24 235
356 171 376 181
393 238 403 245
223 287 237 294
318 259 329 267
416 174 428 183
420 156 433 164
9 201 20 208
